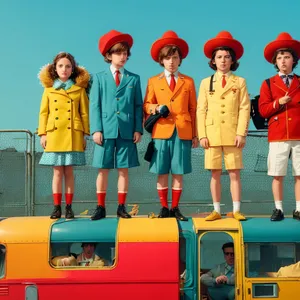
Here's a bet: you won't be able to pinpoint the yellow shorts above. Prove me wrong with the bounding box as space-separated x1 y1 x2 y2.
205 146 243 170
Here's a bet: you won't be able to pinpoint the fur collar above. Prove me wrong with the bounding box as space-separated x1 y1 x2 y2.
38 64 90 88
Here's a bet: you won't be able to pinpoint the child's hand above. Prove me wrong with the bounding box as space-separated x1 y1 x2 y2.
200 138 209 149
93 132 103 145
279 95 292 105
235 135 246 148
192 137 199 148
133 132 142 143
40 135 47 149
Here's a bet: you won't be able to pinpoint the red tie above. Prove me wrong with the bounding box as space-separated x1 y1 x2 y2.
222 75 226 88
115 70 120 87
170 74 176 92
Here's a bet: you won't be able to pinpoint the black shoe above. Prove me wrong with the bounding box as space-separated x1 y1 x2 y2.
293 210 300 220
117 204 131 218
91 205 106 221
270 209 284 221
170 207 188 221
158 207 170 218
65 204 74 219
50 205 61 219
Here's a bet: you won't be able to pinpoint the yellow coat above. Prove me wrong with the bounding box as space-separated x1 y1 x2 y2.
38 65 90 152
197 73 250 146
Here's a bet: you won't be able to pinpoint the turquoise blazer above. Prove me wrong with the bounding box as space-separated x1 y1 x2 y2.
90 67 143 139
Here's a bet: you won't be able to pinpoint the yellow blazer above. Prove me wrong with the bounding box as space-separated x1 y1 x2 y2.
38 66 90 152
144 72 197 140
197 73 250 146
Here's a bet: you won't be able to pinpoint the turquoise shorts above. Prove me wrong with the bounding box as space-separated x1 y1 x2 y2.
149 130 192 175
92 136 139 169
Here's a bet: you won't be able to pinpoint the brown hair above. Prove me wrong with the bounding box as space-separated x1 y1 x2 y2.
158 45 182 67
271 48 299 71
209 47 239 71
104 42 131 63
48 52 79 81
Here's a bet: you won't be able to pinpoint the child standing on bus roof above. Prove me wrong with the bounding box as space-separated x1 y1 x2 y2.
144 31 198 221
38 52 90 219
197 31 250 221
89 30 143 220
259 33 300 221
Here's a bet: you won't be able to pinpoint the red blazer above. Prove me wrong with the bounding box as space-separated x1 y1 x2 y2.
259 74 300 142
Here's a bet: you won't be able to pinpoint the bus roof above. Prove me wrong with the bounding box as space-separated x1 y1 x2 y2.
241 218 300 242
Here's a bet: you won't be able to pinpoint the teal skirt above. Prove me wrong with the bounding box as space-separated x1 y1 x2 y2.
39 152 86 166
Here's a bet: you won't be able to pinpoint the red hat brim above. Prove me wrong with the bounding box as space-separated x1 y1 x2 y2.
264 40 300 63
99 33 133 56
151 37 189 62
204 38 244 60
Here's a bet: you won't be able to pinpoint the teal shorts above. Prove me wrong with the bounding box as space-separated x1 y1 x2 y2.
149 130 192 175
92 136 139 169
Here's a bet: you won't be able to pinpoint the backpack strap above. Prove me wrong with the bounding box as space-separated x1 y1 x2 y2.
209 75 214 92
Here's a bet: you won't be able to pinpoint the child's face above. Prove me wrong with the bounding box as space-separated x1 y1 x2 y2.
213 50 233 74
55 58 72 82
162 51 181 73
108 51 128 69
276 51 294 74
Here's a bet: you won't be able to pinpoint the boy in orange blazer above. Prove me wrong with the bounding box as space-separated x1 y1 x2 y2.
144 31 198 221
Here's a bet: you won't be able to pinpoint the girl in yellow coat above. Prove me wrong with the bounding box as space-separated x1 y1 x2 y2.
197 31 250 221
38 52 90 219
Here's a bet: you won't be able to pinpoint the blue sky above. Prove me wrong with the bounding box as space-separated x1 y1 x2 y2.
0 0 299 131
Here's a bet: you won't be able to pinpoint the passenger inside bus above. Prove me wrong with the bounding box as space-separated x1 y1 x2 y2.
77 243 106 266
201 242 235 300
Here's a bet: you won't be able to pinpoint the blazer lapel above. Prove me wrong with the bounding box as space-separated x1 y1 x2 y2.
172 73 184 97
104 67 117 91
220 74 238 96
288 74 300 96
117 69 132 93
158 73 173 98
66 85 81 94
271 74 288 93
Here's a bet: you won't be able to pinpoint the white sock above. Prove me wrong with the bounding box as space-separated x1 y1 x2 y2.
233 201 240 213
213 202 221 214
296 201 300 212
275 201 283 212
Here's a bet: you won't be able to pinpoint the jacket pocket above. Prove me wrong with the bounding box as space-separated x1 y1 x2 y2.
268 116 278 127
205 118 213 126
46 120 55 132
184 115 192 122
74 121 84 132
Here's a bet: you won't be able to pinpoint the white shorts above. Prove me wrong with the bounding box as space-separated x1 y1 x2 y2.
268 141 300 176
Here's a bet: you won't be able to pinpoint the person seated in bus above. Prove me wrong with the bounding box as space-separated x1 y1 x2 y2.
268 261 300 277
77 242 106 266
51 254 78 267
200 242 235 300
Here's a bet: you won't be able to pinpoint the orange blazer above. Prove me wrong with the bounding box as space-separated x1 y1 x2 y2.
143 72 197 140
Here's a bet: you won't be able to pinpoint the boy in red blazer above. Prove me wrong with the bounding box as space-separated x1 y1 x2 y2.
259 32 300 221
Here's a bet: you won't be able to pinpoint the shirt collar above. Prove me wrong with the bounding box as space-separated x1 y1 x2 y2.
110 65 124 75
53 79 74 90
278 71 294 77
164 69 179 78
216 71 232 81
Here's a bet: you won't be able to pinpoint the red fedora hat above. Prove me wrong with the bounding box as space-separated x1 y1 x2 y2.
204 31 244 60
264 32 300 63
99 30 133 56
150 31 189 62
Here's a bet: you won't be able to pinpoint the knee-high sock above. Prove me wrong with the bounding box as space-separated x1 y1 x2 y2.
53 193 62 206
118 191 127 205
157 188 168 208
65 193 73 205
171 188 182 208
97 192 106 207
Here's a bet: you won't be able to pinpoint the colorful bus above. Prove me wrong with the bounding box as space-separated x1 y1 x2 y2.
0 216 299 299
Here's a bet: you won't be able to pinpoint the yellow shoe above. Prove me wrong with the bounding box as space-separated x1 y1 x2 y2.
205 211 222 221
233 211 246 221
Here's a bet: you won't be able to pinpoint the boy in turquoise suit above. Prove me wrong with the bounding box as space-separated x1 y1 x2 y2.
90 30 143 220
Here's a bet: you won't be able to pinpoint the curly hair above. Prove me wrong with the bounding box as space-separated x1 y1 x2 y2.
48 52 80 81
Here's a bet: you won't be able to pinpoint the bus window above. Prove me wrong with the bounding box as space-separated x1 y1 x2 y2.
50 242 115 268
246 242 300 277
0 245 5 278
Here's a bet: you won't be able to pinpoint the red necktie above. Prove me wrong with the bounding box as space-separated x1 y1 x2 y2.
170 74 176 92
222 75 226 88
115 70 120 87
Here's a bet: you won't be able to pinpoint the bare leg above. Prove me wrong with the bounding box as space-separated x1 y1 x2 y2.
172 174 183 189
272 176 284 201
228 169 241 202
52 166 64 193
117 168 129 192
96 169 109 192
294 176 300 201
157 174 169 189
211 170 222 203
64 166 74 194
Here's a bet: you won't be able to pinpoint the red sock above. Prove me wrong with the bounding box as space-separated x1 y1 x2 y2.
97 192 106 207
118 192 127 205
53 193 62 206
65 193 73 205
158 188 168 208
172 188 182 208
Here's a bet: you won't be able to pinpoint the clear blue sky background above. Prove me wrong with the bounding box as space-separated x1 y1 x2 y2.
0 0 299 131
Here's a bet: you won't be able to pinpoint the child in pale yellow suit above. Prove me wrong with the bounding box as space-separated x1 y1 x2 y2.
197 31 250 221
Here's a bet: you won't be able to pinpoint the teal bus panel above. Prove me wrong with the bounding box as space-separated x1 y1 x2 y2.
242 218 300 243
51 218 118 243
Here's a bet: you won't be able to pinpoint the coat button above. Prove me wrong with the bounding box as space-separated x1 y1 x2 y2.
55 117 59 120
221 104 225 107
68 110 70 112
55 108 58 111
221 120 225 123
116 98 119 101
68 118 70 120
221 111 225 114
171 99 174 102
68 101 70 103
221 97 225 100
55 127 58 130
117 111 120 114
54 100 57 102
68 127 71 129
288 118 292 121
